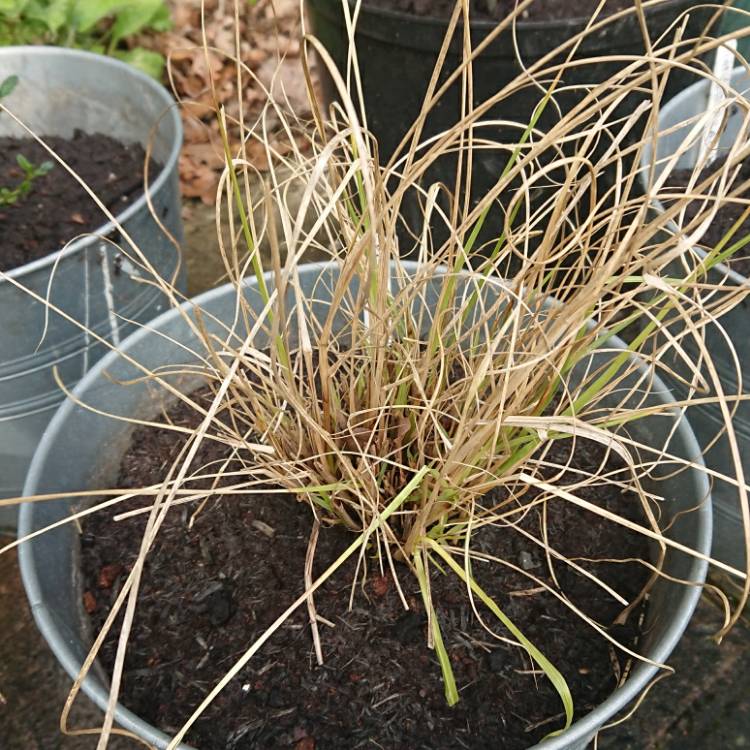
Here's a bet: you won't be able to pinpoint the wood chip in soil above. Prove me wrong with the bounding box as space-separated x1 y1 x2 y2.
0 131 160 272
81 388 651 750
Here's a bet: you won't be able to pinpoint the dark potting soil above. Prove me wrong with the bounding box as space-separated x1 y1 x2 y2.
373 0 635 23
669 155 750 280
0 130 160 272
81 390 651 750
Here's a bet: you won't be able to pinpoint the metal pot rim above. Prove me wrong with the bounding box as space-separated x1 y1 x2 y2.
639 64 749 287
0 46 182 282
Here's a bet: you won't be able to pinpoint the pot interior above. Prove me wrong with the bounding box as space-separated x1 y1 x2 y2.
0 47 178 167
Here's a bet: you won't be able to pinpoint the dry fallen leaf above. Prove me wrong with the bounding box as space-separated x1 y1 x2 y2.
183 142 226 169
138 0 318 201
257 56 310 115
179 153 219 204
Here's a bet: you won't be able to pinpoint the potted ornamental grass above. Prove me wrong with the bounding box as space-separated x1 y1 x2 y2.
7 3 750 748
0 47 185 528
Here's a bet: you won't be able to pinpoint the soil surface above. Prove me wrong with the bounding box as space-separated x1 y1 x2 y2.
81 389 651 750
669 156 750 279
374 0 635 23
0 131 160 272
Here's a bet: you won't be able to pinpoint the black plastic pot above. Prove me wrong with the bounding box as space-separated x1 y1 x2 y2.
308 1 713 249
309 0 710 164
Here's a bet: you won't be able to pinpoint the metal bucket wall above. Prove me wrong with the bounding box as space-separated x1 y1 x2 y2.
0 47 184 529
641 66 750 571
18 262 709 750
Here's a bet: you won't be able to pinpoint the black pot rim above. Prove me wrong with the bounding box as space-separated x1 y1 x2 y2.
327 0 694 32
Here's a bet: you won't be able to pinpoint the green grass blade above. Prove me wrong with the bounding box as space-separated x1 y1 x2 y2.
414 550 460 706
425 538 574 733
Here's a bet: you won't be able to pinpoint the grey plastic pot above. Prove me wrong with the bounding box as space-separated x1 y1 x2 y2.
641 66 750 572
0 46 185 530
19 262 709 750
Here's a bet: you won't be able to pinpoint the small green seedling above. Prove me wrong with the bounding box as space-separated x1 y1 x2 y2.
0 153 53 206
0 75 53 206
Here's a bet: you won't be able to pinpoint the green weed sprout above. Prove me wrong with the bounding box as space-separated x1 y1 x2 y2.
0 74 54 204
0 77 53 206
0 154 53 207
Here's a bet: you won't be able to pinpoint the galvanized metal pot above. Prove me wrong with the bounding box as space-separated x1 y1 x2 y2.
0 47 184 529
19 262 709 750
641 66 750 571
